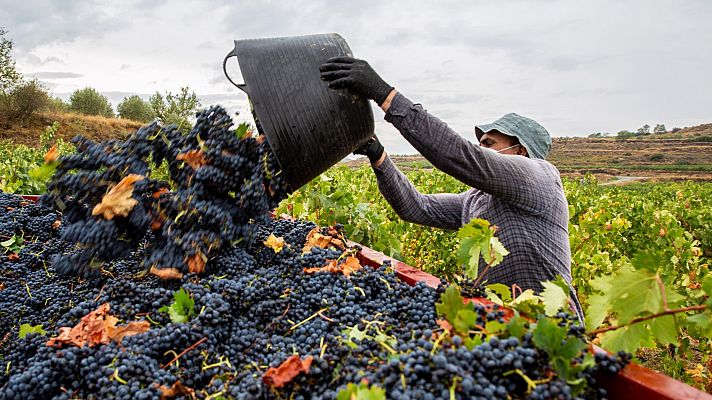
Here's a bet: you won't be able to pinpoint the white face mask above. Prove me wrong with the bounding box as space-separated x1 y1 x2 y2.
496 144 520 153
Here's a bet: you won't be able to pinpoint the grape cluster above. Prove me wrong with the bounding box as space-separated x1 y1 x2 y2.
40 105 289 277
1 193 631 399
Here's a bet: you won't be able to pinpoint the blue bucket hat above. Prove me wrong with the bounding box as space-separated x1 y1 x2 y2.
474 113 552 159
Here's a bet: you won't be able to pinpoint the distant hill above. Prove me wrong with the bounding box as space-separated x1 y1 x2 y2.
343 123 712 183
0 111 142 147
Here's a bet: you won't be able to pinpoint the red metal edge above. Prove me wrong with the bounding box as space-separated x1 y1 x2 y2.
20 195 40 202
591 346 712 400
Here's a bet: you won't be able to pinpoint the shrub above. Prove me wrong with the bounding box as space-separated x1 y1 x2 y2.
47 96 70 113
69 87 114 117
649 153 664 161
117 95 154 122
0 79 49 121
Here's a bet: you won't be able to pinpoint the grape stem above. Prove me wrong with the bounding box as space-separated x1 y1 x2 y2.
161 337 207 369
587 305 708 336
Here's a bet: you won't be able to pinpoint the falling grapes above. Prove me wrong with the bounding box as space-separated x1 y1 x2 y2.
41 105 289 277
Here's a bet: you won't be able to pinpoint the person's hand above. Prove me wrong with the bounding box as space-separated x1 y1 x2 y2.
354 136 385 164
320 56 394 106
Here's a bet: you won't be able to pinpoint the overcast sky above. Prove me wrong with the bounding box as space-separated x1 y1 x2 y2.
1 0 711 154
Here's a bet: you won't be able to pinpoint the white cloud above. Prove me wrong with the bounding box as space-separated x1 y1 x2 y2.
0 0 710 154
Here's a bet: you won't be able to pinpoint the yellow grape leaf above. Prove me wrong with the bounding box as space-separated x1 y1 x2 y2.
264 234 286 253
92 174 144 220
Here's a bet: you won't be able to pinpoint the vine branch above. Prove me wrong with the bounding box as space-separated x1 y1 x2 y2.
587 305 708 336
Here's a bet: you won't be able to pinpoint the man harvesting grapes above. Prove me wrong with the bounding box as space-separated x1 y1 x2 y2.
320 56 584 323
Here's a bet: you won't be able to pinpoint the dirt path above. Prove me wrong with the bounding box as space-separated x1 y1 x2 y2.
600 176 649 186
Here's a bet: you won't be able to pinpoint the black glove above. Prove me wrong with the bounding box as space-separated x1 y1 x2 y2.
354 136 384 163
319 56 394 106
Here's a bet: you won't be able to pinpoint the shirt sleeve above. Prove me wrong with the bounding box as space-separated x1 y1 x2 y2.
372 155 465 230
384 92 558 215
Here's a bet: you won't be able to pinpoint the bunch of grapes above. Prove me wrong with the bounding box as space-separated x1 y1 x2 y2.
41 105 289 277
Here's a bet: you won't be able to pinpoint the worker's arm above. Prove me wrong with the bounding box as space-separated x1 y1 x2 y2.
370 153 466 230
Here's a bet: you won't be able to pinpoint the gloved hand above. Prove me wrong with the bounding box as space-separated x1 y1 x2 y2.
354 136 384 164
319 56 394 106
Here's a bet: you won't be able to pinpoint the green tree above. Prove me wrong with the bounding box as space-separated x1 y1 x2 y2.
1 27 22 93
616 130 634 139
636 124 651 136
149 86 200 131
47 96 70 113
69 87 114 117
0 79 49 121
117 95 155 122
653 124 667 134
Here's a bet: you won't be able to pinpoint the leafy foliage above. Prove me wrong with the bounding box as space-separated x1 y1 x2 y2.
0 79 50 121
0 27 21 93
149 86 200 131
159 288 196 324
117 94 155 122
69 87 114 117
18 324 46 339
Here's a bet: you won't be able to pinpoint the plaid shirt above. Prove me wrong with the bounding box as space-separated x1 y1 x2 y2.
374 92 584 323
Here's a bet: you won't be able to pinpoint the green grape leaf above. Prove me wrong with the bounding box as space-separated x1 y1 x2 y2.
463 335 483 350
344 325 368 342
336 382 386 400
235 122 250 139
485 283 512 303
453 309 478 335
485 320 506 336
550 275 571 296
19 324 47 338
601 267 662 324
540 280 569 317
458 236 481 279
702 275 712 298
28 161 58 181
505 315 528 339
600 323 650 353
649 315 678 346
159 288 195 324
435 285 471 323
487 237 509 266
585 294 609 330
686 311 712 336
631 249 664 272
558 337 588 360
532 317 567 356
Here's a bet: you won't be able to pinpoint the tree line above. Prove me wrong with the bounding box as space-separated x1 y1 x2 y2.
588 124 681 138
1 28 200 129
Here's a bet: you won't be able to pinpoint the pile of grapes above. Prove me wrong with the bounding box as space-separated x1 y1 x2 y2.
0 109 629 399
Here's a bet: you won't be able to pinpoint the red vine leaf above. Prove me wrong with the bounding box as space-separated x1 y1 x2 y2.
44 145 60 164
0 282 5 291
302 228 346 254
7 253 19 261
303 256 362 277
150 266 184 280
92 174 144 220
186 252 206 274
47 303 149 348
262 355 313 388
176 150 207 170
157 381 195 399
